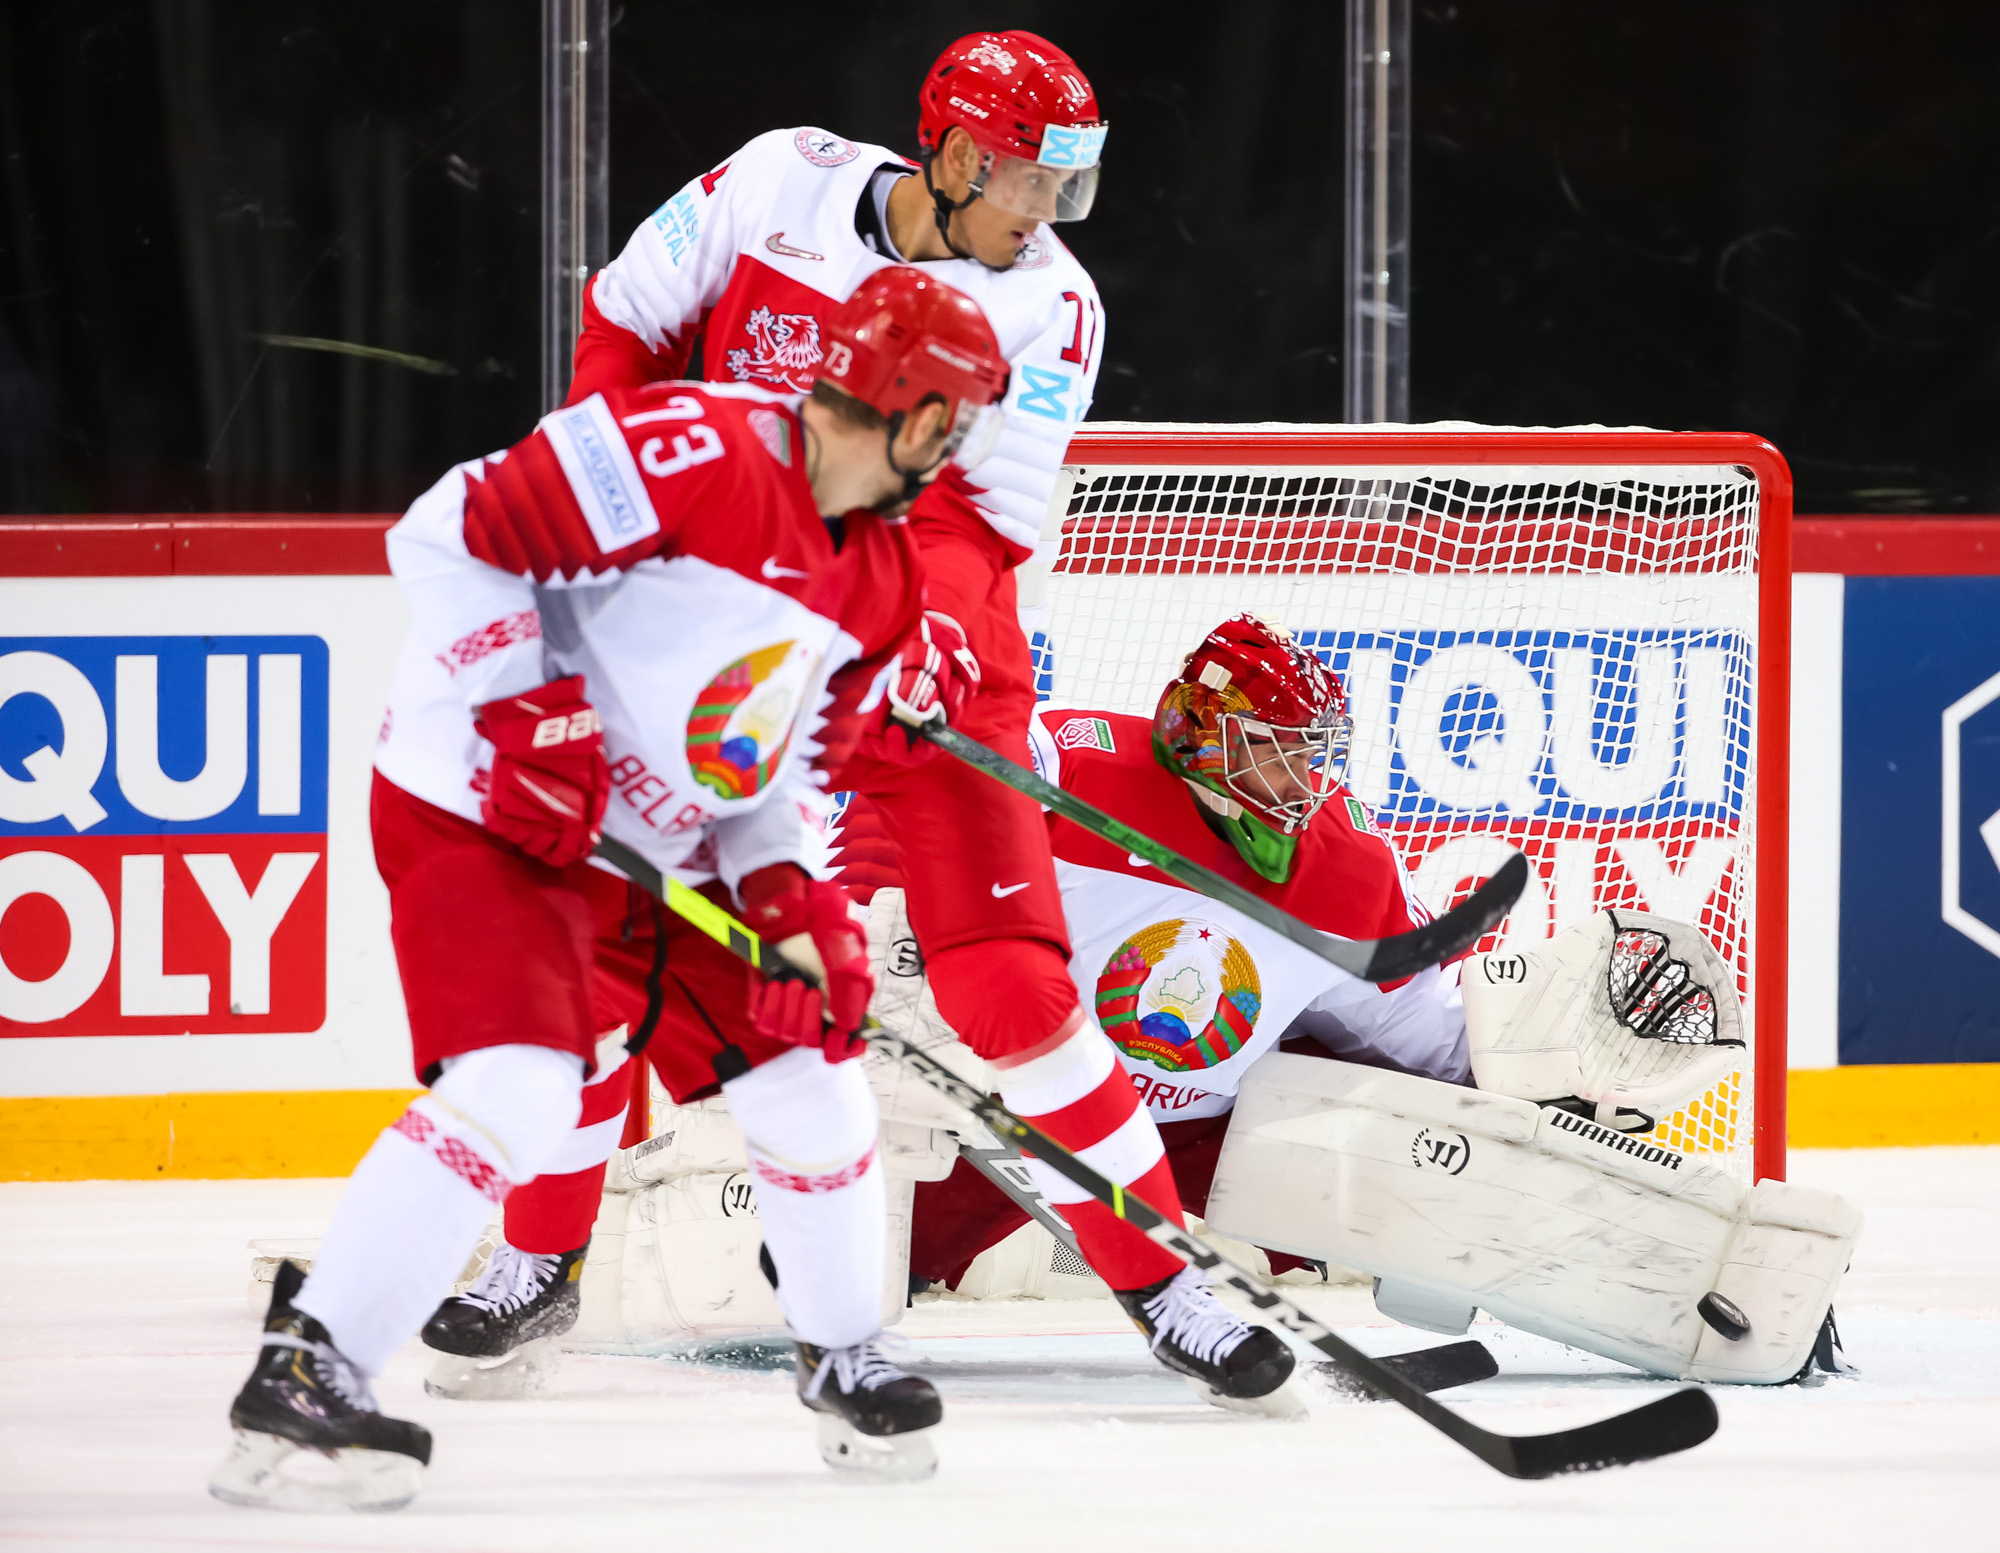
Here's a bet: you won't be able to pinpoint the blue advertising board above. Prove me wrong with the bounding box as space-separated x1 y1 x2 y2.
1840 579 2000 1063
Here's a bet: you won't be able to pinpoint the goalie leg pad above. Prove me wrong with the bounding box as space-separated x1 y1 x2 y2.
573 1090 932 1351
1205 1053 1861 1384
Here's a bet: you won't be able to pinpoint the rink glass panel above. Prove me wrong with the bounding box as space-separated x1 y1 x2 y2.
1030 426 1785 1181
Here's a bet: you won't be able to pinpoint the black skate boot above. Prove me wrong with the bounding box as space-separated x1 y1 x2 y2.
1115 1264 1301 1417
796 1337 943 1481
419 1240 587 1399
210 1260 431 1512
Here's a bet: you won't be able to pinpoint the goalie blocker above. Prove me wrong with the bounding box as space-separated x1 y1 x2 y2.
1204 912 1859 1385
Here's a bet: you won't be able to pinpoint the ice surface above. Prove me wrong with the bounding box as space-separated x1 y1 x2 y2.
3 1148 1997 1551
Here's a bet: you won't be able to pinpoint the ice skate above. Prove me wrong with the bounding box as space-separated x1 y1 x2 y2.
209 1261 431 1512
420 1240 585 1397
1115 1264 1304 1418
796 1338 942 1482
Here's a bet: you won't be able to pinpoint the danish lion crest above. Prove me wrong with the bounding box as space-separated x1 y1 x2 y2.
725 305 822 392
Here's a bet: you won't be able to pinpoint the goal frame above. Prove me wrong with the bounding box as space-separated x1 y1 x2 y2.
1051 425 1793 1184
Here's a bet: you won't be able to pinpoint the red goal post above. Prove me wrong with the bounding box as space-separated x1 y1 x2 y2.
1029 424 1791 1184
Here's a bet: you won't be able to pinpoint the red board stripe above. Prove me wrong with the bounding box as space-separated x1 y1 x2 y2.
0 516 393 577
6 514 2000 579
1790 517 2000 575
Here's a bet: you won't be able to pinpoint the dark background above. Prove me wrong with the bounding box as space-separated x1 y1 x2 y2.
1 0 1995 515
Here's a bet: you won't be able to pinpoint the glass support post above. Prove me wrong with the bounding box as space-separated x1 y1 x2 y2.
541 0 608 413
1344 0 1410 424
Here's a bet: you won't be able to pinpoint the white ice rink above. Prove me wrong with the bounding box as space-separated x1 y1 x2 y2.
4 1147 1997 1552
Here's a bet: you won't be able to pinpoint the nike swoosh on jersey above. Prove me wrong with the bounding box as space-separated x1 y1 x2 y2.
1126 854 1151 869
761 557 810 580
990 881 1031 898
765 232 824 261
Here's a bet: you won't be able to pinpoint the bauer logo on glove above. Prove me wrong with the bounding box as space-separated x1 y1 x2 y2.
472 676 612 868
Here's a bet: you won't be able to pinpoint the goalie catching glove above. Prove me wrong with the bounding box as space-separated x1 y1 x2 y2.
877 610 980 761
1462 908 1746 1128
473 676 611 867
740 864 873 1061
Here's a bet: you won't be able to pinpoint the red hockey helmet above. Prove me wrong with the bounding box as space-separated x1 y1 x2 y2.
1153 615 1353 883
817 266 1011 470
917 31 1107 222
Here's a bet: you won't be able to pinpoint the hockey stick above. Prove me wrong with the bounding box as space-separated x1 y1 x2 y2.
954 1131 1089 1260
594 836 1719 1479
911 722 1529 984
958 1127 1498 1398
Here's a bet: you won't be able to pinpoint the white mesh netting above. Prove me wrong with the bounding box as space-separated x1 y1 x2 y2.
1030 429 1765 1174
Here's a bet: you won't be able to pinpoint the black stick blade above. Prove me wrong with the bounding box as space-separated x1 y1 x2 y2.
1319 1340 1499 1400
1492 1387 1719 1479
1360 852 1530 983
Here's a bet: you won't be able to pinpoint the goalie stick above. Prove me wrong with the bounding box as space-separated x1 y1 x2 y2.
593 836 1719 1479
912 722 1529 984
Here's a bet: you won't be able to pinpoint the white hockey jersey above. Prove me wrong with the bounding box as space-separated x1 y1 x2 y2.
571 126 1105 561
376 381 923 889
1023 708 1470 1122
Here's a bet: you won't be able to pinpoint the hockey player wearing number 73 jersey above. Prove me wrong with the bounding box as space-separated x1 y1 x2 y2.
846 614 1863 1390
208 269 1009 1511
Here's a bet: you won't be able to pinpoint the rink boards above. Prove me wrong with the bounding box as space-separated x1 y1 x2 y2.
1 518 1998 1175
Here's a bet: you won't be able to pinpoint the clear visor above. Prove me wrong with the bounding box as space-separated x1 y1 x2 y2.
1219 710 1354 832
979 152 1101 223
943 398 1006 471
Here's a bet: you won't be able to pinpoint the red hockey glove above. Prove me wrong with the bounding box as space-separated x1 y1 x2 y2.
473 676 611 867
739 864 872 1062
878 610 980 763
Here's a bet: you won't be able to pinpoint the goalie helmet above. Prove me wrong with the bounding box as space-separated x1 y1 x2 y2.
817 266 1010 472
916 32 1107 224
1152 614 1353 884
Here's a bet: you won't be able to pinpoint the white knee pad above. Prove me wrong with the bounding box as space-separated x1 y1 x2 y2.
424 1043 586 1185
1206 1052 1861 1385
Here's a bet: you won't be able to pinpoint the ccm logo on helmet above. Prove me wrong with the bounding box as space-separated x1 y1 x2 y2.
532 709 602 748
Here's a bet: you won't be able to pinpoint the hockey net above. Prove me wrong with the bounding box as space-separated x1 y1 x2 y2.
1027 424 1789 1183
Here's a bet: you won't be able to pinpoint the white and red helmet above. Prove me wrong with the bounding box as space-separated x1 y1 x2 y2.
1153 615 1352 881
815 265 1010 470
916 31 1107 224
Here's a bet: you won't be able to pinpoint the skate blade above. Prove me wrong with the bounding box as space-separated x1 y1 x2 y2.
208 1428 421 1513
1186 1374 1310 1420
424 1335 561 1400
814 1414 939 1483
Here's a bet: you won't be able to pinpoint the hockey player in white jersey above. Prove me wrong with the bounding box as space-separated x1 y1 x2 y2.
839 614 1861 1389
476 31 1297 1412
207 268 1010 1511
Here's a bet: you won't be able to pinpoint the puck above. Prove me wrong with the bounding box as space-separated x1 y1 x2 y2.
1698 1290 1751 1341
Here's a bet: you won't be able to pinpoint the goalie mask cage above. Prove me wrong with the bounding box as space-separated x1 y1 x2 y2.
1030 425 1790 1184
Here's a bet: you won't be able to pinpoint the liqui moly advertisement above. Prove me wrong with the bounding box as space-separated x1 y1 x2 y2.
0 636 330 1036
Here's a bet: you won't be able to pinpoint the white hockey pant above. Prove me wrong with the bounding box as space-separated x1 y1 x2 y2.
1205 1053 1861 1384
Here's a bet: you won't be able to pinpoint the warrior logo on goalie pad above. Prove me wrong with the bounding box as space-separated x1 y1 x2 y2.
1410 1128 1472 1175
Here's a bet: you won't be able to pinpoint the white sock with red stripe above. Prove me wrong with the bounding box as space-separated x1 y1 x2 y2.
993 1009 1188 1291
294 1044 584 1375
723 1048 884 1349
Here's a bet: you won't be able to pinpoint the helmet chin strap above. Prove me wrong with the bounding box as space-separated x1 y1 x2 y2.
923 155 984 263
873 409 950 514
